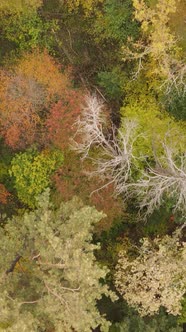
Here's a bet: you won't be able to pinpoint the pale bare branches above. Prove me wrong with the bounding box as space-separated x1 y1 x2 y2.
72 95 186 218
134 145 186 217
72 95 139 196
72 94 109 158
90 123 139 195
160 62 186 95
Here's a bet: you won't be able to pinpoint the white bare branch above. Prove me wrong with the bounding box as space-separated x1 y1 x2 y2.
72 94 140 196
72 95 186 219
160 62 186 95
72 94 112 158
134 144 186 217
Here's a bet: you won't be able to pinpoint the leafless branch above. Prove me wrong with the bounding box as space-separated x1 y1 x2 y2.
72 95 186 219
134 144 186 217
60 286 80 293
32 253 41 260
19 300 40 306
72 95 141 196
6 254 22 274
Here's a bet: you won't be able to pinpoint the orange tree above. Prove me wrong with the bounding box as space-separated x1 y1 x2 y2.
0 50 76 150
0 183 11 204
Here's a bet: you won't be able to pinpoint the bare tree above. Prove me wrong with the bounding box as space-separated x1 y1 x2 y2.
134 144 186 217
72 95 186 219
72 94 141 196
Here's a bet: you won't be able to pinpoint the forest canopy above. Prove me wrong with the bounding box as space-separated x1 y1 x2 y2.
0 0 186 331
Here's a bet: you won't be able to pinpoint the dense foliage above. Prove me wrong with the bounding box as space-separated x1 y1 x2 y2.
115 227 186 316
0 0 186 330
0 190 116 331
10 148 63 207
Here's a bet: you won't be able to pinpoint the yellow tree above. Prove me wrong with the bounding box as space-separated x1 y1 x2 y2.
60 0 104 15
0 0 42 14
115 225 186 316
123 0 186 93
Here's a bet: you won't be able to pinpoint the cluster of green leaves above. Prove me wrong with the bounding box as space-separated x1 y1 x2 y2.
0 12 58 54
97 68 126 100
180 296 186 324
163 88 186 121
110 308 182 332
120 77 186 164
0 140 13 186
93 0 139 98
0 0 58 62
93 0 139 44
9 149 63 207
0 190 116 331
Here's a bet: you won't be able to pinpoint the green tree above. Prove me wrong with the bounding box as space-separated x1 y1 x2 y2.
110 318 181 331
10 148 63 208
110 308 182 332
93 0 138 45
164 87 186 121
120 77 186 160
0 11 58 53
0 190 116 331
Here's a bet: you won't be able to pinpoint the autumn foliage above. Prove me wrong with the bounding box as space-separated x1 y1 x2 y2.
0 51 72 149
53 151 123 231
0 183 11 204
46 90 83 150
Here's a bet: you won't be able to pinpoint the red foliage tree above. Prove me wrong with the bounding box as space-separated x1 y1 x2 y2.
53 151 123 231
46 90 83 150
0 184 11 204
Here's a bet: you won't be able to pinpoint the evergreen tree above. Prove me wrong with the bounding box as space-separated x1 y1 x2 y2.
0 190 116 331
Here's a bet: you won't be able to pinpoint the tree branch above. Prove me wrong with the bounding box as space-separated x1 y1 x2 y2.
6 254 22 274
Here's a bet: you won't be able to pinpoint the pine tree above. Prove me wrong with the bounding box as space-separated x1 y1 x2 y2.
0 190 116 331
